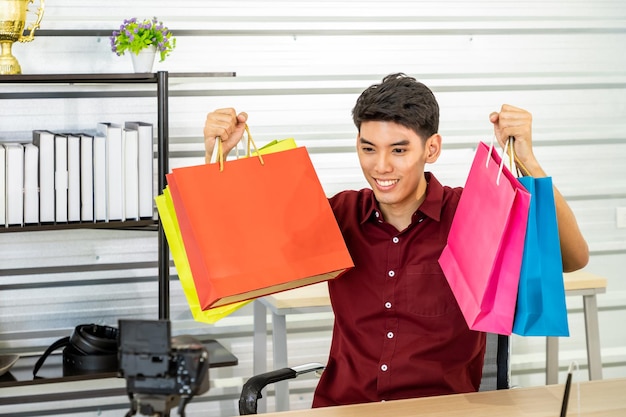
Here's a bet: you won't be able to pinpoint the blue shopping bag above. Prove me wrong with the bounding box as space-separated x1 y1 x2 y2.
512 176 569 336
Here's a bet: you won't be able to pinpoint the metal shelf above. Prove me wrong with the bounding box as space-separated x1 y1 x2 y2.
0 72 235 83
1 71 236 320
0 219 157 233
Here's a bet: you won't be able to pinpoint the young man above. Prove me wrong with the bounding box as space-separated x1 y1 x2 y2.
203 73 589 407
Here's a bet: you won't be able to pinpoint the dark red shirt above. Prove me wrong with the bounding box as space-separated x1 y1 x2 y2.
312 172 485 407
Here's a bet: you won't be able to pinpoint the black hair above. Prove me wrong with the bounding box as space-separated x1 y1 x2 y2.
351 73 439 141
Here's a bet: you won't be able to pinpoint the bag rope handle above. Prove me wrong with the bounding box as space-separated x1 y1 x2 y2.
245 125 265 164
486 136 510 186
496 137 511 186
486 136 531 184
505 136 531 177
215 124 265 171
486 135 531 179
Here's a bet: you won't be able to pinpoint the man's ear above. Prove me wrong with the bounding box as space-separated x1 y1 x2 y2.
425 133 442 163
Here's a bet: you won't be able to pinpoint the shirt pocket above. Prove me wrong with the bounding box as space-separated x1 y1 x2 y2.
404 263 457 317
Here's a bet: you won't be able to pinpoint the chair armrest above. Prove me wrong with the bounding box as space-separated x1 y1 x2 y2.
239 363 325 415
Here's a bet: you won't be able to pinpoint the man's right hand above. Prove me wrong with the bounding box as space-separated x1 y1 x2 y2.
204 108 248 164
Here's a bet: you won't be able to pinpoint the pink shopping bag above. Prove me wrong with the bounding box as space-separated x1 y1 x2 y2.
439 141 531 335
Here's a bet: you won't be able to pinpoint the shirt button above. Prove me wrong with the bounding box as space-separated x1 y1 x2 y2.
387 332 394 339
381 364 388 372
375 211 380 218
392 237 399 243
388 270 395 278
385 302 392 309
418 217 424 223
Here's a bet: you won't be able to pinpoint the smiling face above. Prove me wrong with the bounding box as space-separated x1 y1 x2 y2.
357 120 441 228
351 73 442 228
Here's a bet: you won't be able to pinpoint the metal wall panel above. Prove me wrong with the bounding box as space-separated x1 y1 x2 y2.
1 1 625 414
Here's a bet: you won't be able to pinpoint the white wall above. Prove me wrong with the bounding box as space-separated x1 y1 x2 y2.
1 1 625 415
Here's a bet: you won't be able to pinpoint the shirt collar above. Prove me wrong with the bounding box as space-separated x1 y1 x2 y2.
418 172 443 222
360 172 444 225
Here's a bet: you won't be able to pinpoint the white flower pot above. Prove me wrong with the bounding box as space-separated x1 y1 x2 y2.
130 45 157 73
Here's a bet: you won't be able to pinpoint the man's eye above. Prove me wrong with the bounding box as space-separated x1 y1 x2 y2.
392 148 406 154
361 146 374 152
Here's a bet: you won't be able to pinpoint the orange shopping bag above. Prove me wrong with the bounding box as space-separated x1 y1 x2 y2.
167 136 353 310
156 187 250 323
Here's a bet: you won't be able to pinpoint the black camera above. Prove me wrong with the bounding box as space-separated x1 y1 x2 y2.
118 319 210 417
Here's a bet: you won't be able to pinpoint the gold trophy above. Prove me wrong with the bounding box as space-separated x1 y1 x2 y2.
0 0 45 75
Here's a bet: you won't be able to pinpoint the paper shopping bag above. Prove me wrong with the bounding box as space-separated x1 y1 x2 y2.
438 141 531 335
167 146 353 310
155 187 250 323
156 136 300 321
513 176 569 336
255 138 297 154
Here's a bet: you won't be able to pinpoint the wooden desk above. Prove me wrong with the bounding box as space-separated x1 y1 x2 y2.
254 270 607 412
241 378 626 417
547 270 607 384
254 284 333 412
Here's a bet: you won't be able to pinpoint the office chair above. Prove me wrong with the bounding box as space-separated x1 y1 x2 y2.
479 332 510 391
239 332 510 415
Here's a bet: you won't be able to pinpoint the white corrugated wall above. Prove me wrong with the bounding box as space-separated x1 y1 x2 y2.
1 1 625 416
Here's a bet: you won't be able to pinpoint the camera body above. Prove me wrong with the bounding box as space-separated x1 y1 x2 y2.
118 319 210 416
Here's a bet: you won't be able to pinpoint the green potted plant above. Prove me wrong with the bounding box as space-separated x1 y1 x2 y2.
110 17 176 72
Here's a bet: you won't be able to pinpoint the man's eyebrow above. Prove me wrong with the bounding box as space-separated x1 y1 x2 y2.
359 138 411 146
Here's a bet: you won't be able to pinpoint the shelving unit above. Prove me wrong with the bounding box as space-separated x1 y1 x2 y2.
0 71 234 322
0 73 241 409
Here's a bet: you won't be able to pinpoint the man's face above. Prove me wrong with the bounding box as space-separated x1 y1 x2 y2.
357 120 432 215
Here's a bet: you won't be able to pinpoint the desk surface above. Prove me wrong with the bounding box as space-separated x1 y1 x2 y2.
263 270 607 311
262 281 331 310
563 270 607 292
249 378 626 417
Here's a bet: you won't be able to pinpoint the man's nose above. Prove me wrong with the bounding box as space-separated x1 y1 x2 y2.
375 153 392 173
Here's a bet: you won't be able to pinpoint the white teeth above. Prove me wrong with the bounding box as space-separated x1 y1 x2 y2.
376 179 397 187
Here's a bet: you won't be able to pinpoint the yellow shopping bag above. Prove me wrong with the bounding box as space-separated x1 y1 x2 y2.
255 137 297 154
